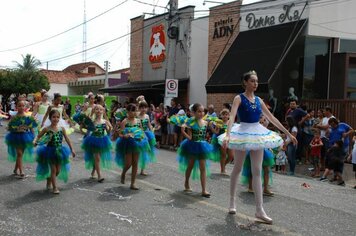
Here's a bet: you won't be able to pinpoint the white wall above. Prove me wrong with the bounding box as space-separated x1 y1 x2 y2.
189 17 209 107
307 0 356 39
48 83 68 97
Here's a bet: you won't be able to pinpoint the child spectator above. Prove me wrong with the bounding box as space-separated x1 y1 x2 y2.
310 129 323 177
154 106 163 148
275 133 287 174
75 100 82 114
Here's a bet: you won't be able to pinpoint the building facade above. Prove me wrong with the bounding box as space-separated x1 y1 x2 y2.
102 3 194 106
206 0 356 113
68 69 129 96
104 0 356 112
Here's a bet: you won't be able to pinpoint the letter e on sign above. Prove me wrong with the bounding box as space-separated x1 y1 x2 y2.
165 79 178 98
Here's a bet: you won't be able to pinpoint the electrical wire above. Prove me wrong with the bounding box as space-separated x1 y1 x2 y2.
132 0 167 9
42 16 165 63
0 0 129 53
3 0 353 68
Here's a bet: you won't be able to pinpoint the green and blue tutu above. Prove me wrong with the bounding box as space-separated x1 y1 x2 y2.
241 149 275 185
210 133 226 162
36 144 71 182
81 135 113 170
115 127 151 169
5 132 35 163
144 130 157 163
177 139 215 180
72 112 95 131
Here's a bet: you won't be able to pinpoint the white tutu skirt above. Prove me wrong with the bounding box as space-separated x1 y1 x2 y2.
218 122 283 150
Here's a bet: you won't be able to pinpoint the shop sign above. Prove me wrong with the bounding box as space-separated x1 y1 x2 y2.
245 3 300 30
213 17 234 39
149 24 166 69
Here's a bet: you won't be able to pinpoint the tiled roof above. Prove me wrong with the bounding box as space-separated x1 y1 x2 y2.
110 68 130 74
63 62 104 73
40 70 78 84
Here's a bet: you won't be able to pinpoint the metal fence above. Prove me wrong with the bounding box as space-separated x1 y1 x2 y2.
303 99 356 129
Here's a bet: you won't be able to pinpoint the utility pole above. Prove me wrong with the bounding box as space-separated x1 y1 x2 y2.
104 60 110 96
82 0 87 62
164 0 179 105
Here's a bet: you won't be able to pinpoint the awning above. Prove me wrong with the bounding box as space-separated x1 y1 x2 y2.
206 20 307 93
99 78 189 93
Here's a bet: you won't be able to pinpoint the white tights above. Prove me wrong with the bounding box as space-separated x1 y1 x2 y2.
229 149 268 216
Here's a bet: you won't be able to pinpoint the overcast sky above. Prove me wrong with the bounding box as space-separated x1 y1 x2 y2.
0 0 259 71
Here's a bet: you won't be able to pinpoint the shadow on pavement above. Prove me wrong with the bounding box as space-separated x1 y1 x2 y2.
209 173 230 180
238 191 274 206
0 174 22 186
205 214 275 236
67 178 103 189
155 191 205 209
5 189 56 209
96 186 139 202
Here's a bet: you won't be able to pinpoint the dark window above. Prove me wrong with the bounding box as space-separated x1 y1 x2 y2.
340 39 356 53
88 67 96 74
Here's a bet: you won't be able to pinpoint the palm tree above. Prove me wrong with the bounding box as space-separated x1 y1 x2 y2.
15 54 41 71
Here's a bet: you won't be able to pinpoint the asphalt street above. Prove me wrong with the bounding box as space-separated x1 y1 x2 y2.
0 125 355 236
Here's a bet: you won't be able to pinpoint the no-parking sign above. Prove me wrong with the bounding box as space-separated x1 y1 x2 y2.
165 79 178 98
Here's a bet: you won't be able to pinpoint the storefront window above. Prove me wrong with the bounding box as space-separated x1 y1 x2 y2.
340 39 356 53
303 37 329 98
347 68 356 99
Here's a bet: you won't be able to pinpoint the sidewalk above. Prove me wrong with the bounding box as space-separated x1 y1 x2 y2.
294 162 356 186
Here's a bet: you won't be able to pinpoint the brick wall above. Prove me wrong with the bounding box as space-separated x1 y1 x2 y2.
130 16 144 82
207 93 236 113
208 1 241 79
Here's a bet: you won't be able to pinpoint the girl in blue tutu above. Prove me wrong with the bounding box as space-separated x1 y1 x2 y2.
210 108 234 175
220 71 297 224
116 103 151 190
33 110 75 194
6 100 38 178
137 100 156 176
81 105 113 182
178 103 217 198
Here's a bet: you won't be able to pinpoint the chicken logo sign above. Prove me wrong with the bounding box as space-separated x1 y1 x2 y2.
149 24 166 69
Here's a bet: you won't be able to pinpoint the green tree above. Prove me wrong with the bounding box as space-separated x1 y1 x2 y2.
0 54 50 103
14 54 41 71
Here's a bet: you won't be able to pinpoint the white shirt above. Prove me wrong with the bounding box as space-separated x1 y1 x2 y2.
320 116 334 138
352 142 356 164
286 126 298 143
10 101 15 110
